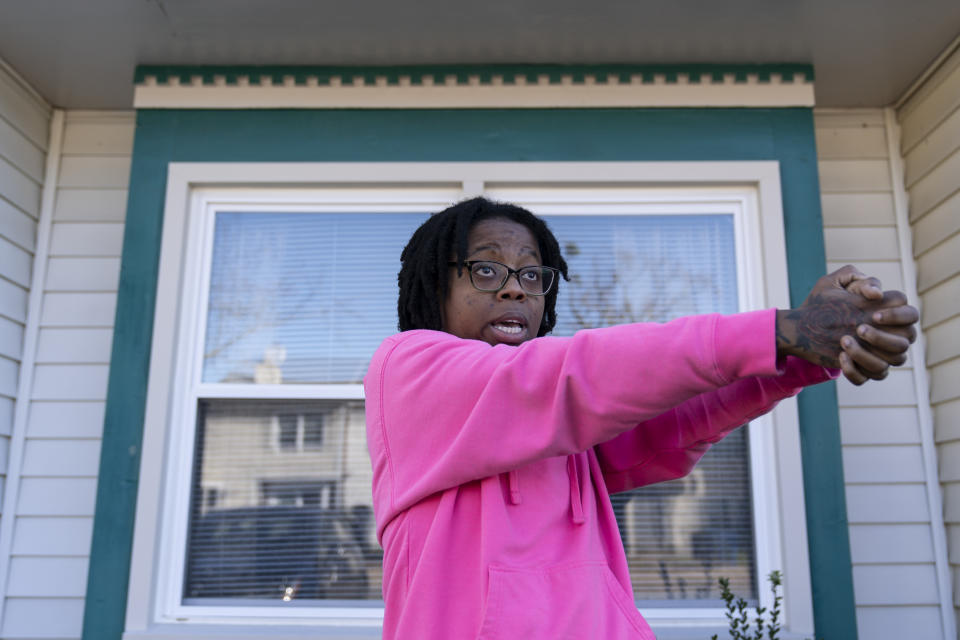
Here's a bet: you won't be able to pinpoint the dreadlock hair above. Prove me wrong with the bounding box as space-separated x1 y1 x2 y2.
398 196 569 336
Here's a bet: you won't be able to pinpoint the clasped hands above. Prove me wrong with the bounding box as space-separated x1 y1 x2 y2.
776 265 919 385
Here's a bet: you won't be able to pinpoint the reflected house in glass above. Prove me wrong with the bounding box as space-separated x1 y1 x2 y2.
186 339 377 600
193 397 370 515
187 392 376 600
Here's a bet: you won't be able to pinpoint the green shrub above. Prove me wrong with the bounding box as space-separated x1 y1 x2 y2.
711 570 782 640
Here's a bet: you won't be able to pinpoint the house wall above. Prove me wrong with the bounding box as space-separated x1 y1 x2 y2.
896 45 960 635
0 110 132 640
815 108 948 640
0 102 948 638
0 62 49 567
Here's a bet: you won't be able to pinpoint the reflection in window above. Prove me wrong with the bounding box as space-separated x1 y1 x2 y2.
303 414 326 449
274 413 327 452
609 430 754 602
276 415 298 451
202 212 427 385
185 399 378 602
186 208 755 605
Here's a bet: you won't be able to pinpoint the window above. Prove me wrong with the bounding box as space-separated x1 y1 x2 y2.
129 163 811 636
272 412 326 452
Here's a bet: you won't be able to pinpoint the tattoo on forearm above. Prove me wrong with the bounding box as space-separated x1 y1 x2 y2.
783 294 864 367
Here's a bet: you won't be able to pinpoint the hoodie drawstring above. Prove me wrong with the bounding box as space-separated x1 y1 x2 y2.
505 456 585 525
507 470 522 505
567 455 585 525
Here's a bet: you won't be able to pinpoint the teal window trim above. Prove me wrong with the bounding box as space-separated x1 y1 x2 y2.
83 105 854 640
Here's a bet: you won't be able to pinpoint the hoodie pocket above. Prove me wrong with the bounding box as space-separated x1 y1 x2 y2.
476 562 655 640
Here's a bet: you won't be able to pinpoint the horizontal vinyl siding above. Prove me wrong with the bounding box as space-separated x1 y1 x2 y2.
0 64 49 623
12 517 92 556
815 109 942 640
3 110 132 640
17 478 98 517
897 45 960 634
899 48 960 157
2 598 84 639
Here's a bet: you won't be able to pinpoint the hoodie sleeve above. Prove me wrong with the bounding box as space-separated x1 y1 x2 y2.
364 309 817 526
595 356 838 493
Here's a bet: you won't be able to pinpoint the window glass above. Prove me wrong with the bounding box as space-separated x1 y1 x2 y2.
185 399 376 602
185 208 755 606
548 214 738 330
203 212 428 384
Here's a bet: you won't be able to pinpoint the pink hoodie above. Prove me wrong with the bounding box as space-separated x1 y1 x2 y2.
364 309 835 639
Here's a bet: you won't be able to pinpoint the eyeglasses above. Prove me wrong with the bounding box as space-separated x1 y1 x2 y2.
448 260 559 295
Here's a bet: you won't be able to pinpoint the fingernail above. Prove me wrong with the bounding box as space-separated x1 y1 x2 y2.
873 312 883 322
842 337 853 347
858 325 868 336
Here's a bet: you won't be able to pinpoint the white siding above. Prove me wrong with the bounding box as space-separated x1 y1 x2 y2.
0 97 946 638
11 517 92 556
898 45 960 636
1 110 133 640
816 109 944 640
1 598 84 639
0 62 49 568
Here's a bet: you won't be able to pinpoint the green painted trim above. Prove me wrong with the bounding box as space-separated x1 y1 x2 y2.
84 107 852 640
82 115 173 640
771 109 858 640
134 63 815 86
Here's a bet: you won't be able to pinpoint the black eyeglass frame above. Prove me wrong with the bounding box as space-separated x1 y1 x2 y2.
448 260 560 296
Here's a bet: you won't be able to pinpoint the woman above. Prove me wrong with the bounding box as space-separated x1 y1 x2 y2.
364 197 916 639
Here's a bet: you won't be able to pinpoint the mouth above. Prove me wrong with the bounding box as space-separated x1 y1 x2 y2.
492 321 524 335
488 315 530 344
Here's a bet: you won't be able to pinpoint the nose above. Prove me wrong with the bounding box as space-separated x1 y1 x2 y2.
498 273 527 300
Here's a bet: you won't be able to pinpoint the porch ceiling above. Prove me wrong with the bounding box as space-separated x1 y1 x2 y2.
1 0 958 109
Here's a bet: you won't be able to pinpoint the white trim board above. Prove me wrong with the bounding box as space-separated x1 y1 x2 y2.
134 73 815 109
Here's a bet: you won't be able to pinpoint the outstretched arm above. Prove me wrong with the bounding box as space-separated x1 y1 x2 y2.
597 265 919 491
367 311 789 518
596 355 834 492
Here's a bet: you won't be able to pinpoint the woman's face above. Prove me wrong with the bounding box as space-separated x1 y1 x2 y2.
442 218 546 346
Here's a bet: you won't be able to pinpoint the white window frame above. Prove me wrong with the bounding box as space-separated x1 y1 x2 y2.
125 162 814 640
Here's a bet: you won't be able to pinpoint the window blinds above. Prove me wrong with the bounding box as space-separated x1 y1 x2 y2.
183 208 756 605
